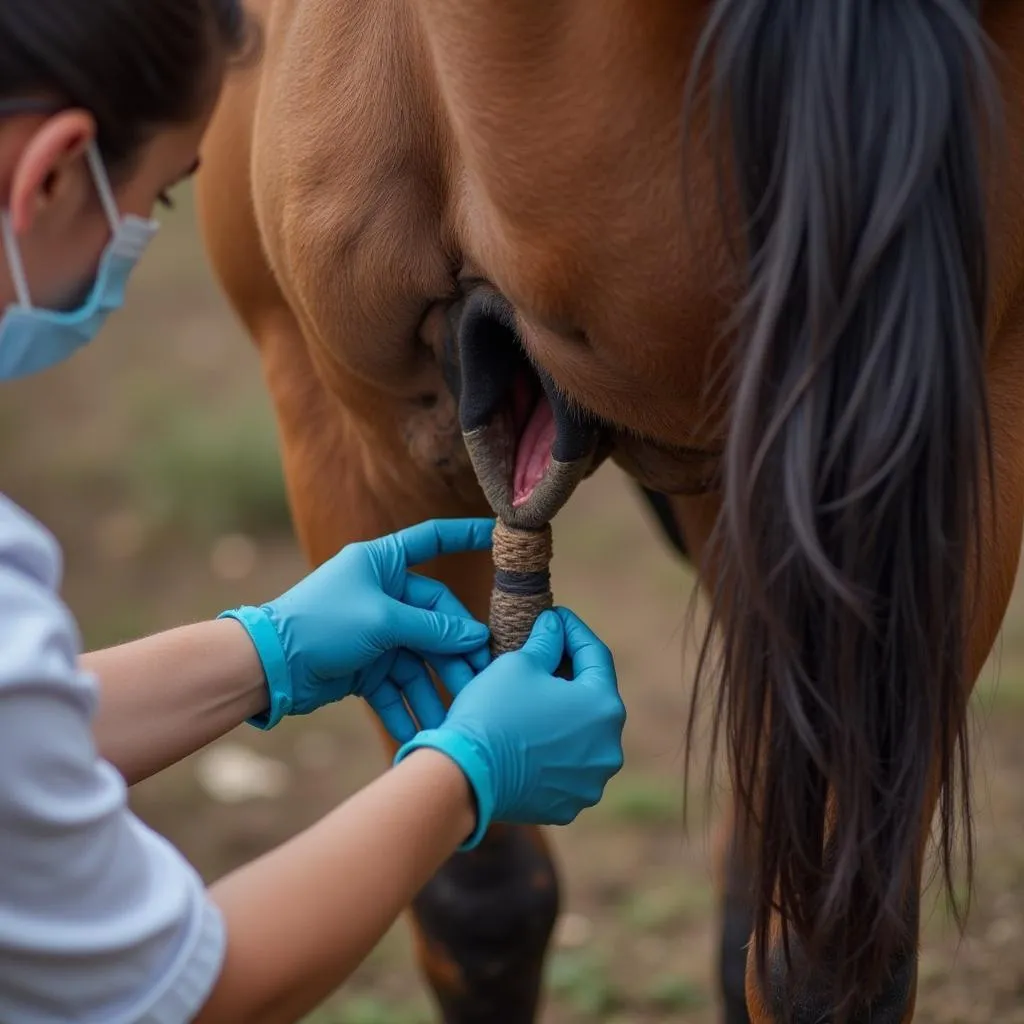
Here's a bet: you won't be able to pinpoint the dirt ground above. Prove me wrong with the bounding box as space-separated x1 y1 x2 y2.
3 189 1024 1023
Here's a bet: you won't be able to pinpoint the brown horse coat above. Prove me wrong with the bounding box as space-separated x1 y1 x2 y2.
197 2 1024 1020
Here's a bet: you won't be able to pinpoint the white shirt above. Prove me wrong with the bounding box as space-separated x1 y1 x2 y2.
0 493 226 1023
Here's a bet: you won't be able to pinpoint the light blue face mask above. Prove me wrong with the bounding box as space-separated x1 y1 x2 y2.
0 141 160 381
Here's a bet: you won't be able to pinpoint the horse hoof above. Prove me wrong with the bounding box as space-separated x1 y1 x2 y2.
762 940 916 1024
412 827 559 1024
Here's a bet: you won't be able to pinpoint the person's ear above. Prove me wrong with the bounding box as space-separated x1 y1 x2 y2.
8 110 97 236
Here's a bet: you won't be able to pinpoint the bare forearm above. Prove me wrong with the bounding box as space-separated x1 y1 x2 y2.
83 619 268 785
194 748 475 1024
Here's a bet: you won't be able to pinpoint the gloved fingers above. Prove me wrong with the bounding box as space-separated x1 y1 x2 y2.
555 607 616 688
425 652 477 698
550 803 580 826
388 649 447 730
383 597 490 656
351 648 397 701
519 609 566 674
509 802 578 827
402 573 492 672
365 680 418 744
391 518 496 568
465 643 491 675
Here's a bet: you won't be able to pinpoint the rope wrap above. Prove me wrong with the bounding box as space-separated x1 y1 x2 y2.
489 520 553 656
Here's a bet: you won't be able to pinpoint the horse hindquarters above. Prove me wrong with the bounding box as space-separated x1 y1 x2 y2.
231 310 564 1024
194 48 562 1024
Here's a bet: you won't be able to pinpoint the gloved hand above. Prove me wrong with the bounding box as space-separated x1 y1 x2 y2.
394 607 626 848
219 518 495 738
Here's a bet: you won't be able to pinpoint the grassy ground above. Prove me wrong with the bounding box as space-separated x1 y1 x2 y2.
3 189 1024 1022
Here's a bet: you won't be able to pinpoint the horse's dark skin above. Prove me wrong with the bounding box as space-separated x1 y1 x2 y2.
196 0 1024 1019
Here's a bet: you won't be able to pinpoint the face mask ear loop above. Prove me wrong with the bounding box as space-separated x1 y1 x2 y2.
85 142 122 234
1 212 32 309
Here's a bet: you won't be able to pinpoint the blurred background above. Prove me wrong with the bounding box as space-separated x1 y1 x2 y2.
3 187 1024 1023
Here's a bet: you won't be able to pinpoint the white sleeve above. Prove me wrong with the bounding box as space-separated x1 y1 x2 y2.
0 496 226 1024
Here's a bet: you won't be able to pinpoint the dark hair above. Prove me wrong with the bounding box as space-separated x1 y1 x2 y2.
685 0 996 1018
0 0 255 172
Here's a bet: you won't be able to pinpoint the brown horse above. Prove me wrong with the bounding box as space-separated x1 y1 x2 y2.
195 1 1024 1020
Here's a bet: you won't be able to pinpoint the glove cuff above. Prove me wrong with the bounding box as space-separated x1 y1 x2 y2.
217 605 292 731
393 729 494 851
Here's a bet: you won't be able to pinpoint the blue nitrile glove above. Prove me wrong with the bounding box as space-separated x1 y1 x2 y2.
393 607 626 849
218 518 495 738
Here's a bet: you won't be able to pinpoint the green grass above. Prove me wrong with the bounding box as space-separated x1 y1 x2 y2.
126 396 291 543
80 606 154 651
642 973 708 1014
594 774 682 826
974 668 1024 711
624 880 716 932
546 949 624 1018
302 996 432 1024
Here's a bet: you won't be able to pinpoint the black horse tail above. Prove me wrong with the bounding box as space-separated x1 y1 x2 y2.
689 0 997 1012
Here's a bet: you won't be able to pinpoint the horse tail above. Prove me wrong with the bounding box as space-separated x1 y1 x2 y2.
690 0 996 1009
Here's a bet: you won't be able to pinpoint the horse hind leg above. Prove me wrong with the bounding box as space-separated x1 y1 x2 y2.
212 302 561 1024
712 808 753 1024
743 898 919 1024
253 345 561 1023
195 82 560 1024
412 825 559 1021
738 354 1024 1024
645 491 752 1023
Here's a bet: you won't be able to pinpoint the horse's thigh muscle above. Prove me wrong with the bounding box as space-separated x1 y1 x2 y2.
199 117 560 1018
194 48 283 342
228 307 563 1024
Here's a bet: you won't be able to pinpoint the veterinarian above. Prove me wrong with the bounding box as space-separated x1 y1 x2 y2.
0 3 627 1022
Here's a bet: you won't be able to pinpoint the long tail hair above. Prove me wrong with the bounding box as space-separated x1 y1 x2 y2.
688 0 997 1011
